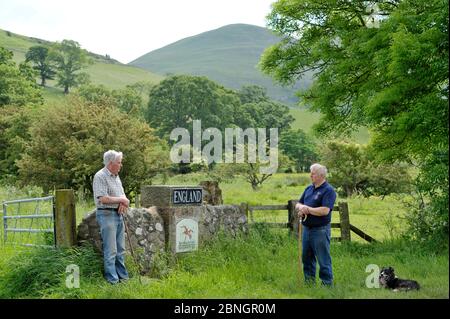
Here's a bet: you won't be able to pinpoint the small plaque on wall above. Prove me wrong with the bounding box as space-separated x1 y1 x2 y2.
175 218 199 253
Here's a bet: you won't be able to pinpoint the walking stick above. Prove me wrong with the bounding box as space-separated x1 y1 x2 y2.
298 213 307 285
122 211 143 284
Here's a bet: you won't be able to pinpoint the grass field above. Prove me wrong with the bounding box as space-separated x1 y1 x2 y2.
1 173 447 299
289 108 370 144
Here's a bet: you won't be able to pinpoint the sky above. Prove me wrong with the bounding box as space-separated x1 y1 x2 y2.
0 0 275 64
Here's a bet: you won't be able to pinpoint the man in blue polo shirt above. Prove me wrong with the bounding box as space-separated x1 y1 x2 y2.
296 163 337 286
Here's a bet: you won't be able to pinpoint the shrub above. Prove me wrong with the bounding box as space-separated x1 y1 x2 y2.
17 96 170 199
320 141 412 197
404 150 449 247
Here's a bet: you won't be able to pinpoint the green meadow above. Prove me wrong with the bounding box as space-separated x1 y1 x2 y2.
0 29 162 95
0 173 447 299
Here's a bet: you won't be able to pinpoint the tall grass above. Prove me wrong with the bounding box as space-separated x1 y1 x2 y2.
0 227 447 298
0 244 103 298
0 176 447 299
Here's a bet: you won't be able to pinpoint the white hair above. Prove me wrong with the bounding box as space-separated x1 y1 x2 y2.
310 163 327 177
103 150 123 166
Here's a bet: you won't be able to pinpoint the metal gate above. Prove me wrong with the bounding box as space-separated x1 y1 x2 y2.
2 196 56 247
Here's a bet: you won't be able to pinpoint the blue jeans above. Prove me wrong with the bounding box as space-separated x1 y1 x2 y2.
96 209 129 284
301 224 333 286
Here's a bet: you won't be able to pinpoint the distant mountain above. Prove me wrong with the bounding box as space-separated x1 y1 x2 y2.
129 24 312 105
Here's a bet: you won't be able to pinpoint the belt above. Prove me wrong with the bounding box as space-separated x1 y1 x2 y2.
97 207 119 211
302 223 329 229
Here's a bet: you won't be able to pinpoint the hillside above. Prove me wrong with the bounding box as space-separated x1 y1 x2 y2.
1 28 368 143
129 24 312 105
0 29 163 92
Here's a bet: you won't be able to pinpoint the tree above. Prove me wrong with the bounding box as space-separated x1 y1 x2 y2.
0 47 43 180
76 84 145 118
238 85 270 104
16 96 170 198
0 105 36 180
25 45 55 87
234 85 295 137
234 100 294 135
145 75 239 138
208 151 293 190
279 128 318 172
0 47 43 107
320 141 411 198
49 40 92 94
261 0 448 241
113 87 144 117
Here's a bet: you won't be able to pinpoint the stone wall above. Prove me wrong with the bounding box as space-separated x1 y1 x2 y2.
77 204 247 275
77 207 165 274
156 204 247 253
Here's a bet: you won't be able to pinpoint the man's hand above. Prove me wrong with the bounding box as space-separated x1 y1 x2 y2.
119 197 130 208
295 203 310 219
118 196 129 215
118 203 128 216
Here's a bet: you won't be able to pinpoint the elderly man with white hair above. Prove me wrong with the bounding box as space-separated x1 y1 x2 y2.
296 163 337 286
93 150 130 284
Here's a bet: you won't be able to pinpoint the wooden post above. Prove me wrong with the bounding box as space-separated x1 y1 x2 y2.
240 202 249 221
339 202 351 242
54 189 76 248
135 193 140 208
287 200 298 237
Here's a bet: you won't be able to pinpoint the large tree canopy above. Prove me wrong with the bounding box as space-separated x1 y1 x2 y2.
262 0 448 157
261 0 449 242
145 75 240 138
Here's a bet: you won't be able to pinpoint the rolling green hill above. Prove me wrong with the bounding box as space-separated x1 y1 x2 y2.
129 24 313 106
1 28 369 143
0 29 163 93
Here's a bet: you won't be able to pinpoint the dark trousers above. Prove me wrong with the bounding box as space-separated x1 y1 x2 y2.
302 224 333 286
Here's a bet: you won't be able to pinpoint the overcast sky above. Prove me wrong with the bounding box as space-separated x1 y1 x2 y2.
0 0 275 64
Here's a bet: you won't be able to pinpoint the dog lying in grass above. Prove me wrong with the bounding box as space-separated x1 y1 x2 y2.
379 267 420 291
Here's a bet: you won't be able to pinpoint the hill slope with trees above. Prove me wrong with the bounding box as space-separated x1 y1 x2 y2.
129 24 313 105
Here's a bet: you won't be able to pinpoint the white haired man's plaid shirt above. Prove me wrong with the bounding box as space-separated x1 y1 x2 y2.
92 167 125 209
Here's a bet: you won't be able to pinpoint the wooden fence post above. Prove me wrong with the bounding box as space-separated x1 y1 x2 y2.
338 202 351 242
54 189 76 248
135 192 140 208
240 202 249 221
288 200 298 237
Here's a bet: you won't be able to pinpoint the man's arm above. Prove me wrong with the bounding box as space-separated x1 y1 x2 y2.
300 188 336 217
99 196 129 207
303 206 330 216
